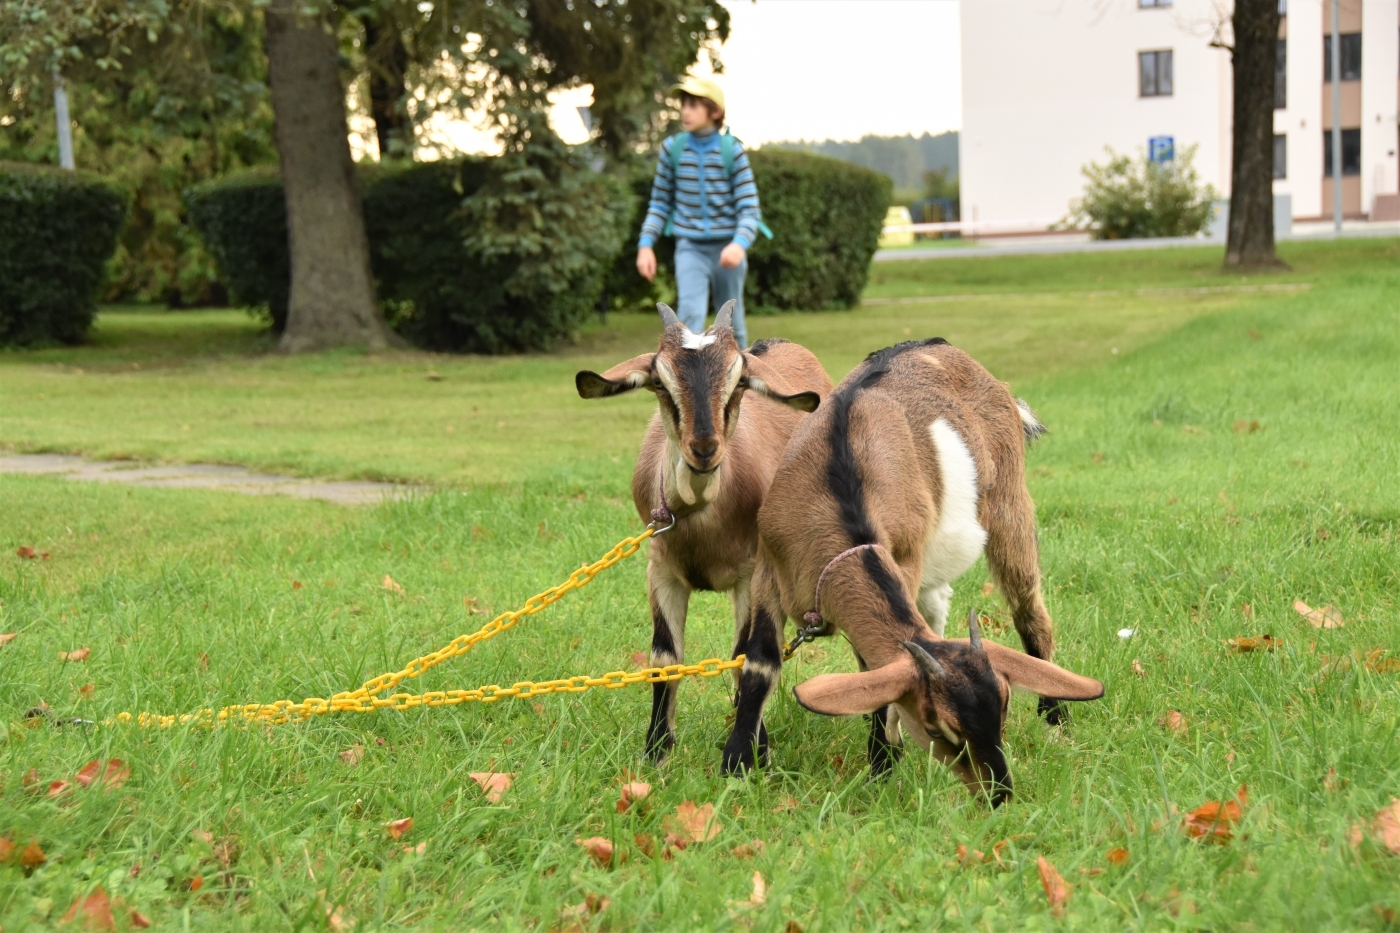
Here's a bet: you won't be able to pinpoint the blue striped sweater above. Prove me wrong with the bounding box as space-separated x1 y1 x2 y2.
638 131 763 250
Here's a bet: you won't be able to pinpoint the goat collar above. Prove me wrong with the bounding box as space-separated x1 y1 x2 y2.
785 543 887 659
650 469 675 527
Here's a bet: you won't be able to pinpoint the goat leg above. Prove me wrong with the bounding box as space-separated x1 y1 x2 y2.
722 574 783 775
645 561 689 761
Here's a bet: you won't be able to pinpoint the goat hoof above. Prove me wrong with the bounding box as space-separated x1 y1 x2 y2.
646 731 675 763
721 736 758 776
1039 697 1067 726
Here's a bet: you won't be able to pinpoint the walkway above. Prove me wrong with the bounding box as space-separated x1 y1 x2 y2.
0 454 409 506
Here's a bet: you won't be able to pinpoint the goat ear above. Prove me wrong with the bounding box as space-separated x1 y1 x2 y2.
576 353 656 399
792 656 917 716
969 640 1105 701
741 351 822 412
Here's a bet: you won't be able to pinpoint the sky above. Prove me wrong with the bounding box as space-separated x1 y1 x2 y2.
385 0 962 158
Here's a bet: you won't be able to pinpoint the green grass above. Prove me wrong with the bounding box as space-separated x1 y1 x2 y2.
3 239 1400 930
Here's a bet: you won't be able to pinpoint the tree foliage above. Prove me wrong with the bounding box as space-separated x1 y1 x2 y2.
1064 146 1216 241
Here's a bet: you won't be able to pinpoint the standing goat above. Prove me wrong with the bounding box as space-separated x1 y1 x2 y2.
722 338 1103 804
576 301 833 760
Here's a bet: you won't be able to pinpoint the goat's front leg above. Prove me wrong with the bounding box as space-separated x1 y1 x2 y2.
646 559 690 762
855 652 904 777
726 563 754 706
722 563 782 775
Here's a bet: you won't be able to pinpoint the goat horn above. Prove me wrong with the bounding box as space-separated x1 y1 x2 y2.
967 606 983 652
712 299 736 332
656 302 682 330
903 641 946 679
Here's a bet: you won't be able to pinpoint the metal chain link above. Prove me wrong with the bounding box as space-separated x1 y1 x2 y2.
109 520 744 729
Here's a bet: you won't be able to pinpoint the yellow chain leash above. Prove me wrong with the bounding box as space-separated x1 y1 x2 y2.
108 522 745 728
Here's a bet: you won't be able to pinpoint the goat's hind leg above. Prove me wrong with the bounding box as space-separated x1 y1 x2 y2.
646 560 690 761
722 563 783 775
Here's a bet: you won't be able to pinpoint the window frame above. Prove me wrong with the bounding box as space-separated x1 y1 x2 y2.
1273 134 1287 179
1139 49 1174 97
1322 128 1362 177
1322 33 1362 82
1275 38 1287 109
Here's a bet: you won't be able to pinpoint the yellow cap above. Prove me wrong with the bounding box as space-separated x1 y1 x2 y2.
673 75 725 111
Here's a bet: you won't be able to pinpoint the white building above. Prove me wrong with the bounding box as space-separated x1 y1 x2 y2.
959 0 1400 228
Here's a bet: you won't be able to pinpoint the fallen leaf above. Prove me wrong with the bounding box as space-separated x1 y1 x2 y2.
634 833 657 858
1226 635 1280 652
338 746 364 766
785 923 805 933
292 580 303 590
1037 855 1071 917
558 893 611 926
61 646 91 662
20 838 46 868
749 871 767 905
1294 600 1343 629
326 903 353 933
0 632 16 645
956 843 985 866
1131 658 1146 677
576 836 616 868
129 908 152 928
1232 419 1261 434
1241 603 1254 619
772 797 798 813
1371 799 1400 856
21 768 42 791
191 829 214 845
381 575 404 593
0 837 12 861
1079 866 1104 876
197 652 210 670
616 781 652 813
187 875 204 892
79 683 95 697
1183 785 1248 843
74 759 130 790
1162 888 1197 917
401 841 427 856
48 779 72 798
665 801 721 844
1158 711 1189 737
16 546 38 559
631 651 649 667
1324 768 1344 792
383 817 413 840
732 840 767 859
1105 846 1130 865
981 581 995 597
61 886 116 930
469 772 514 804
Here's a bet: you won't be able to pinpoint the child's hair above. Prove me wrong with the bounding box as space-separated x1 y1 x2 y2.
679 92 725 129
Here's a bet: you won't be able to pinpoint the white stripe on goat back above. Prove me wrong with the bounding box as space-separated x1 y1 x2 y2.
921 418 988 591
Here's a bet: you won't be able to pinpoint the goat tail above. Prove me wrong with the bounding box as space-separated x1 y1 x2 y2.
1015 398 1046 444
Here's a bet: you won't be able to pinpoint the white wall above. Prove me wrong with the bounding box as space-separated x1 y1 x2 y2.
960 0 1232 226
1278 1 1324 217
1360 0 1400 209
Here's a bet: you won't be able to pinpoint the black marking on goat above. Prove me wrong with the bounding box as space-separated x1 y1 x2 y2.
682 562 712 592
860 547 922 629
915 637 1011 799
650 601 678 658
747 338 789 357
867 705 902 777
671 344 730 441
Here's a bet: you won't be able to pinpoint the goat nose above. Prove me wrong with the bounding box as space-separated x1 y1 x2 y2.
690 439 718 461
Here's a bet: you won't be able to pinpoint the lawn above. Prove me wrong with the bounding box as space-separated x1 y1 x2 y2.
2 239 1399 931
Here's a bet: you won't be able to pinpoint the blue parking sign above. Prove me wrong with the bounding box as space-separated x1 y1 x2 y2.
1149 136 1175 164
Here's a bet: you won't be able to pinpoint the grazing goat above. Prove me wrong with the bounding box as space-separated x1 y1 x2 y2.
721 338 1103 804
576 301 833 760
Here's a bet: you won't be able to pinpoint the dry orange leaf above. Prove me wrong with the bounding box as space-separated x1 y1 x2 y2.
1227 635 1280 653
75 759 130 790
772 797 798 813
129 908 153 928
187 875 204 892
381 575 404 593
0 632 17 646
1131 658 1146 677
616 781 652 813
1370 799 1400 856
0 837 12 862
576 836 616 868
1105 846 1130 866
1183 785 1248 843
338 746 365 767
79 683 95 697
20 838 46 868
981 581 995 597
61 886 116 931
469 772 515 803
326 904 352 933
16 546 38 559
749 871 768 906
1037 855 1071 917
1159 711 1189 737
558 892 611 926
48 779 73 798
731 839 767 859
292 580 303 590
631 651 649 667
383 817 413 840
61 646 91 662
1294 600 1343 629
21 768 42 791
665 801 722 844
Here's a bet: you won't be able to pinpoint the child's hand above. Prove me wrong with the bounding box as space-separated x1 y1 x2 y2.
637 247 657 282
719 243 746 269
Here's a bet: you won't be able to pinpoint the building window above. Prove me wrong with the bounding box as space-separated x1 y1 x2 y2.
1273 134 1287 179
1139 50 1173 97
1323 129 1361 176
1323 34 1362 81
1275 39 1287 109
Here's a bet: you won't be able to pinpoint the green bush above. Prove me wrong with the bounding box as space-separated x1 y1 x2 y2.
1063 145 1216 240
0 162 127 346
744 150 890 310
187 158 627 353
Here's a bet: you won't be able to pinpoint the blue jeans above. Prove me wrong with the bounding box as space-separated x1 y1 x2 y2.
675 238 748 348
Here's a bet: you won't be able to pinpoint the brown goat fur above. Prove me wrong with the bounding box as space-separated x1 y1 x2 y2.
721 338 1103 802
576 302 833 759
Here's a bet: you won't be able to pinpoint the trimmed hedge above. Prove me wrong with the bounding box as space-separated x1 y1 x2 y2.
187 158 627 353
743 150 890 310
0 162 128 346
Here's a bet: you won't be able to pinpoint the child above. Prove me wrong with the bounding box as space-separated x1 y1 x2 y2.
636 76 765 348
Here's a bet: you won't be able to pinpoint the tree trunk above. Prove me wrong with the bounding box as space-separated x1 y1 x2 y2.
265 0 396 352
364 15 410 160
1224 0 1287 269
